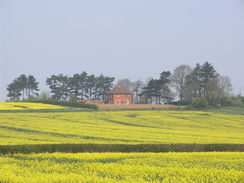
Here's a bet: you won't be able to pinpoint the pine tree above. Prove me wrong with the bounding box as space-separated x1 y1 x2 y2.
7 74 39 100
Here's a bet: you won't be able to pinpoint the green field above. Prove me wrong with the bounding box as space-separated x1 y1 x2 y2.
0 110 243 146
0 152 243 183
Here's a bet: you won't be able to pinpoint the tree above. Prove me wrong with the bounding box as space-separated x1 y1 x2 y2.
184 62 217 100
69 72 88 101
183 62 233 106
140 71 172 104
117 78 145 103
205 75 233 106
184 68 200 102
218 76 232 97
133 80 145 104
200 62 219 98
26 75 39 98
171 65 192 101
140 79 158 104
7 80 22 101
94 75 114 101
7 74 39 100
117 79 134 92
159 71 173 103
46 72 115 102
38 91 50 100
86 74 96 100
46 74 69 101
18 74 28 100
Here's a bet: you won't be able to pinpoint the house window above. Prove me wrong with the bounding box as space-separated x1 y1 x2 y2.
125 100 129 104
116 100 121 104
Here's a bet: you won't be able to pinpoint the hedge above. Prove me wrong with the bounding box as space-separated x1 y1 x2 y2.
23 100 98 110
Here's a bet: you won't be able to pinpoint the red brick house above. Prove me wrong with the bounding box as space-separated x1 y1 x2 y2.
107 84 133 104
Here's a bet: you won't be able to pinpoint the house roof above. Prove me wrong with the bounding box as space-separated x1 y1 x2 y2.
110 84 132 94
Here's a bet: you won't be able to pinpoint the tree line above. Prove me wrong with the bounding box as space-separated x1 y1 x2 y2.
6 62 243 107
7 72 114 102
135 62 233 106
46 72 114 101
112 62 236 106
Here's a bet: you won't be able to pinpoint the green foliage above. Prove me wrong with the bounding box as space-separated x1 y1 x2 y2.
240 96 244 104
201 106 244 115
183 62 232 107
141 71 172 104
220 96 232 106
206 97 219 107
7 74 39 100
69 94 78 103
192 97 208 108
231 97 243 106
46 72 114 101
170 100 191 106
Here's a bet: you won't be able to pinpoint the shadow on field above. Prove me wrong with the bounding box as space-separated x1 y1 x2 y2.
0 144 243 154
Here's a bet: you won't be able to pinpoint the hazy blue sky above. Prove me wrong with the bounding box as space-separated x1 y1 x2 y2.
1 0 244 101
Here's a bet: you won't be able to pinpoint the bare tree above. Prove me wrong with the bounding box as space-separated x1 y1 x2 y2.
117 78 145 103
117 78 134 92
38 91 50 100
171 65 192 101
133 80 145 104
218 76 232 97
203 75 232 106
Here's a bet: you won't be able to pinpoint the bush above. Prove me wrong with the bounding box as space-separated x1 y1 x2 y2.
23 99 98 110
170 100 191 106
231 97 243 106
207 98 220 107
220 97 232 106
240 97 244 104
192 97 208 108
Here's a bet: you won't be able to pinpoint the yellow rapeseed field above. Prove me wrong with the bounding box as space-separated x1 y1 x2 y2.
0 103 243 182
0 110 243 145
0 152 243 183
0 102 65 110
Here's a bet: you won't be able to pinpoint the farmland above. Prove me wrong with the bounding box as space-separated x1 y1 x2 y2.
0 102 65 110
0 110 243 146
0 152 243 183
0 103 243 182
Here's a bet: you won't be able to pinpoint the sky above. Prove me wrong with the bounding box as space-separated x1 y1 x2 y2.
0 0 244 101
